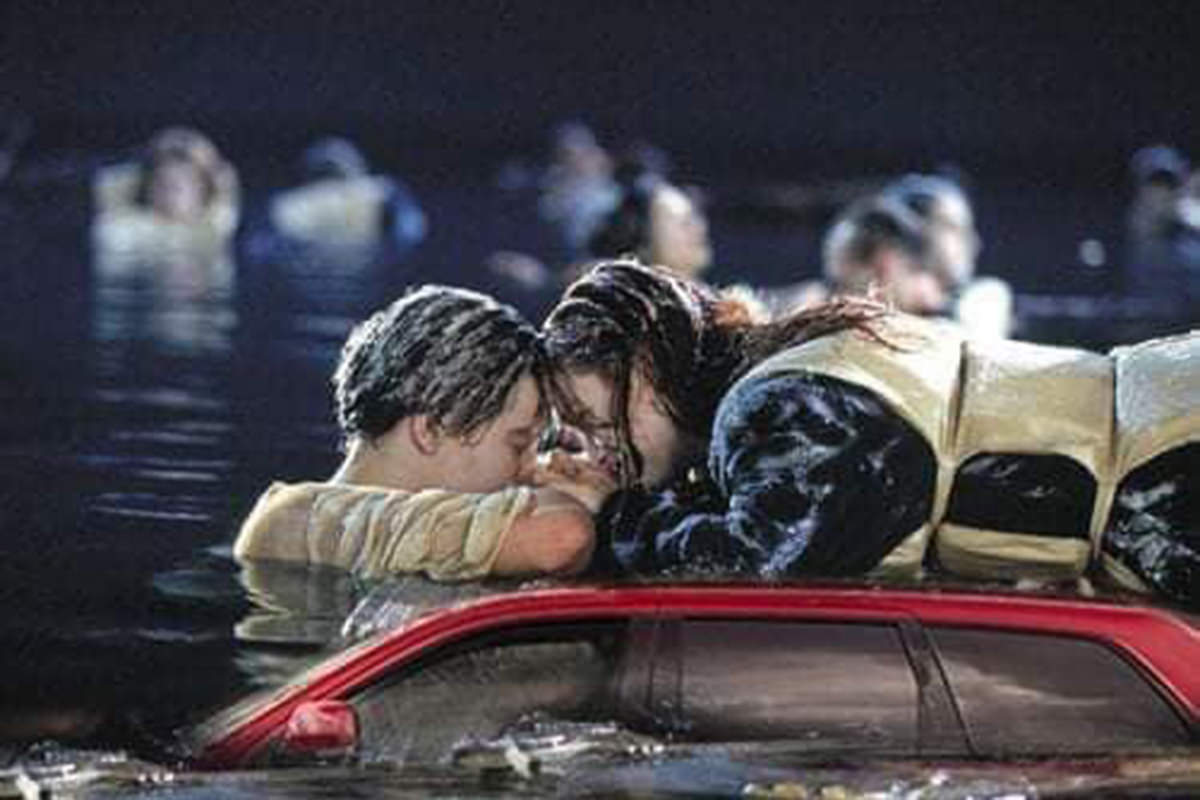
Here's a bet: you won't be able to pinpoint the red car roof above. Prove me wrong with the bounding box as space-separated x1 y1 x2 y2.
193 583 1200 767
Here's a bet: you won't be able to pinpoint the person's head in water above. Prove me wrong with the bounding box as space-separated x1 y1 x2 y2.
1179 170 1200 233
1128 144 1191 238
302 137 370 181
587 174 712 279
135 127 234 222
823 196 947 315
543 261 885 489
333 286 545 493
882 173 980 292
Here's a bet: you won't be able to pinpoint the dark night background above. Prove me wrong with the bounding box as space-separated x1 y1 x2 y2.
4 1 1199 181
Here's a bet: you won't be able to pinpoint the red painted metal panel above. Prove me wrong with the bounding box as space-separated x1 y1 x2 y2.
194 584 1200 768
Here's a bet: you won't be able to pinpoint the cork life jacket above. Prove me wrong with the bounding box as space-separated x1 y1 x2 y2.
732 316 1199 600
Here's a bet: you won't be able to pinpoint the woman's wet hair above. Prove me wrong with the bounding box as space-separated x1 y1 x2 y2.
543 260 887 485
333 286 542 445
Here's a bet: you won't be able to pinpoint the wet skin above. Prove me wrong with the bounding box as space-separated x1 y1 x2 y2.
645 185 712 279
425 374 544 493
559 368 684 489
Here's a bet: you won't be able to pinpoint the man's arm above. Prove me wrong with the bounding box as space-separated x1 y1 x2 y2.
491 488 596 577
234 483 592 580
233 483 312 563
491 444 620 577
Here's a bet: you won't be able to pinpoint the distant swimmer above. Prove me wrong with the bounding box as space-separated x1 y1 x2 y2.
883 173 1012 340
1125 145 1200 301
269 137 426 252
92 126 240 251
538 121 620 255
804 174 1012 340
586 171 713 280
821 194 949 317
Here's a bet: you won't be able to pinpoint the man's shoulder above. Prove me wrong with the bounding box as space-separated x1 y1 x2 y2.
233 481 346 561
248 480 333 514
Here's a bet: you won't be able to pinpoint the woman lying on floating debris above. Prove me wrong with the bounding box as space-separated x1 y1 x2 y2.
541 260 1199 606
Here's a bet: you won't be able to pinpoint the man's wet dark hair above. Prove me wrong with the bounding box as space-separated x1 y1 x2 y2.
543 260 887 485
823 196 930 287
333 286 542 445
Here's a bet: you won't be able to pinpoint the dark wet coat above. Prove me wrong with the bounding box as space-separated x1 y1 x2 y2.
590 371 936 578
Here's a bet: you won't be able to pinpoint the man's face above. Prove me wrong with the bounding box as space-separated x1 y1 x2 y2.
435 374 544 493
560 367 683 488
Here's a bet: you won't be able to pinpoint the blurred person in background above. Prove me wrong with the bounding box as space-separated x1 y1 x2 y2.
586 170 713 280
491 125 683 293
1125 145 1200 301
820 195 948 317
92 126 240 249
538 121 620 255
269 136 426 254
883 173 1012 340
1127 144 1190 241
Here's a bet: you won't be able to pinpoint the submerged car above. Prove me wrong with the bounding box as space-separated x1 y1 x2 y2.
187 582 1200 789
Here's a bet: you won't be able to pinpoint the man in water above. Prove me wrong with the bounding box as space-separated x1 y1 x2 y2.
234 285 605 580
821 194 948 316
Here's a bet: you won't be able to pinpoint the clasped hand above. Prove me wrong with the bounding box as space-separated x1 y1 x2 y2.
529 424 619 513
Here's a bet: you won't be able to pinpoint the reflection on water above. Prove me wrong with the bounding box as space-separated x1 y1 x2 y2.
91 234 237 356
10 738 1200 798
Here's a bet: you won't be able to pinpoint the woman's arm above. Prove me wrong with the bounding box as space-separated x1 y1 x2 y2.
598 372 937 577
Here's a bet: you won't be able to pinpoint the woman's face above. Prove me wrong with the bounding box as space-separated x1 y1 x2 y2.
927 192 980 289
645 185 712 278
148 160 208 222
560 367 683 488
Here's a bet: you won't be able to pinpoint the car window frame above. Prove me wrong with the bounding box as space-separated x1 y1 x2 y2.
342 616 655 759
656 615 973 758
925 623 1197 756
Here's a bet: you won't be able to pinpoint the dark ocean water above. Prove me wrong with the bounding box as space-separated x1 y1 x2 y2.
0 150 1196 794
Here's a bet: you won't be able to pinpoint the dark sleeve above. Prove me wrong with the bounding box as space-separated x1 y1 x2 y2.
588 372 936 578
1102 443 1200 607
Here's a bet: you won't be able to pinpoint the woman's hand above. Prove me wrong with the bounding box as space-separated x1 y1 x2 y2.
531 435 619 514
